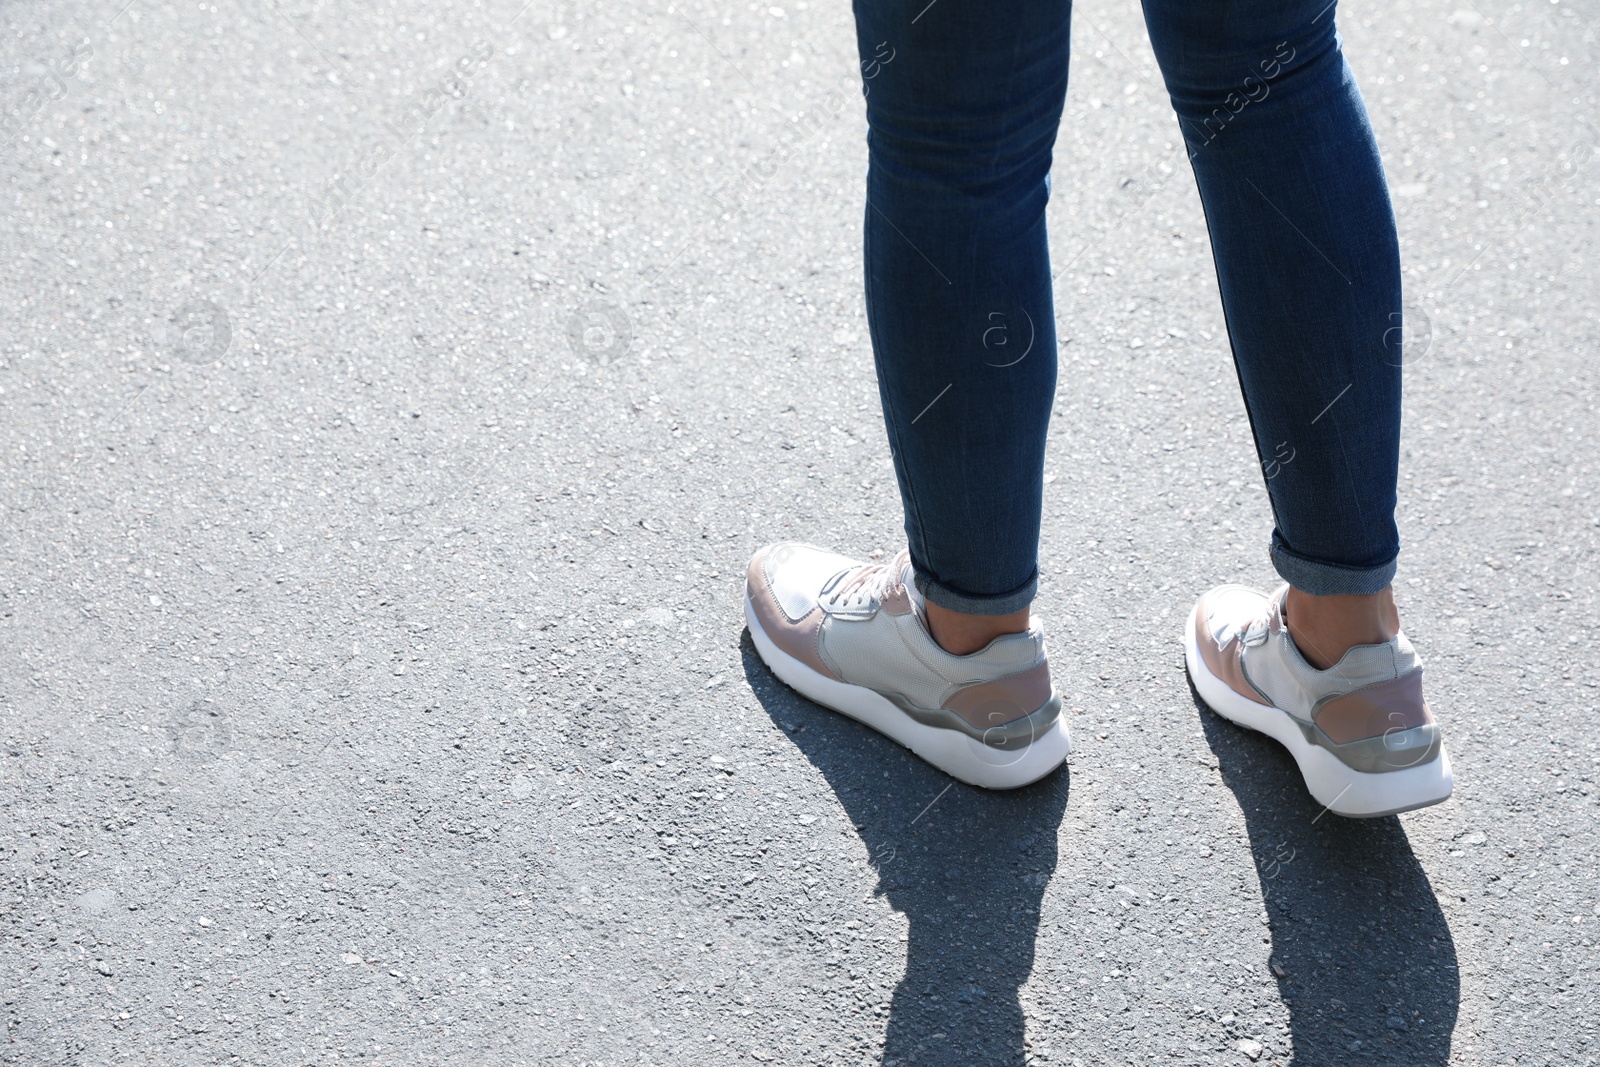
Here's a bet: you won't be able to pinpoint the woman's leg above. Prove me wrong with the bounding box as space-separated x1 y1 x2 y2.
1161 0 1452 814
1142 0 1405 660
853 0 1072 635
741 0 1075 792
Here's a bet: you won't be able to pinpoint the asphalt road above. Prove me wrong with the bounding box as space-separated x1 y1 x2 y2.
2 0 1597 1064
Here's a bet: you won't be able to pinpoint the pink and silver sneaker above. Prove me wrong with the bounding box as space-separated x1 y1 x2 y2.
1185 583 1452 817
745 543 1070 789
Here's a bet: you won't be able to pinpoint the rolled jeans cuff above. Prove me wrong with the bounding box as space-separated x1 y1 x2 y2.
913 567 1037 616
1270 535 1396 597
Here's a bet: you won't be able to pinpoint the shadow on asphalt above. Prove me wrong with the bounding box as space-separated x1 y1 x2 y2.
1189 678 1461 1066
740 631 1070 1067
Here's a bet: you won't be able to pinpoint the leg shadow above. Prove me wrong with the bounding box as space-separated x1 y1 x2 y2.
1190 678 1460 1065
741 631 1070 1066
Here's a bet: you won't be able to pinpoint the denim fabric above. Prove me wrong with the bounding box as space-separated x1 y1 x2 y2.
853 0 1403 613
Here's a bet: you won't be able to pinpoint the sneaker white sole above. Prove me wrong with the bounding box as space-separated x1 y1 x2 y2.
1183 604 1452 818
745 591 1070 790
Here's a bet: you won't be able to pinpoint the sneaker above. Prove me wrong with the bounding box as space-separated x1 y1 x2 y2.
1184 583 1452 817
744 543 1070 789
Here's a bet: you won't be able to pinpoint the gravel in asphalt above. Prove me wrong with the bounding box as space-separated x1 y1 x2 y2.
2 0 1597 1064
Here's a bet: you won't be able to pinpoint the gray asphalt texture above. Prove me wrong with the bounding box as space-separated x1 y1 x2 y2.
2 0 1597 1064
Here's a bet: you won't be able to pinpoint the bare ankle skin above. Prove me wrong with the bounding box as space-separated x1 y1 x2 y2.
1283 585 1401 670
923 601 1031 656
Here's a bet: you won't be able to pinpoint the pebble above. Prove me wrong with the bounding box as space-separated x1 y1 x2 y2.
1236 1038 1263 1061
76 888 115 916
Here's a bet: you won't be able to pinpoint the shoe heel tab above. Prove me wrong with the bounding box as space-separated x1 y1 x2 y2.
980 626 1045 662
1392 629 1420 668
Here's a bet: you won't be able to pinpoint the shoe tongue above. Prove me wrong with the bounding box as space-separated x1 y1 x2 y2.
1268 584 1291 628
901 560 926 619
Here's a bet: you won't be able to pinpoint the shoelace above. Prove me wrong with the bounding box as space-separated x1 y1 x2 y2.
1240 594 1287 648
824 549 911 610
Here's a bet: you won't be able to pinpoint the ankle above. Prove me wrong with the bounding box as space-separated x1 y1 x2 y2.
923 601 1031 656
1283 585 1400 670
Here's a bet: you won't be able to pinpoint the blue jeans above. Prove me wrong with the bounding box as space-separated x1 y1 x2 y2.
854 0 1404 614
